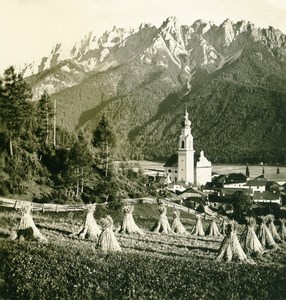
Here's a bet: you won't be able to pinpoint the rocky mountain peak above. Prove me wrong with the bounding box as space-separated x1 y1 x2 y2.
218 19 235 46
139 23 152 30
158 16 185 49
70 31 99 60
162 16 178 28
191 19 215 35
19 17 286 81
221 18 233 27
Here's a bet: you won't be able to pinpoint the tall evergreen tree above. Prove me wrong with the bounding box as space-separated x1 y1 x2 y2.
0 66 33 156
246 163 250 178
37 91 53 145
68 132 93 197
92 116 115 177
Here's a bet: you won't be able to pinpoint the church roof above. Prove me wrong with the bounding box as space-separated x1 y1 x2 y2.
164 154 178 167
164 153 200 168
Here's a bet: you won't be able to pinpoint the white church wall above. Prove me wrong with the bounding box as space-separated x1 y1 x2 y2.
196 151 212 187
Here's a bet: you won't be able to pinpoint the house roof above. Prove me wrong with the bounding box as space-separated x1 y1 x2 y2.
212 175 226 183
253 191 280 200
224 173 247 184
203 181 223 190
253 175 267 181
156 176 168 185
246 180 266 187
222 188 252 195
208 194 233 203
164 154 178 167
179 188 207 199
266 181 280 188
167 181 190 189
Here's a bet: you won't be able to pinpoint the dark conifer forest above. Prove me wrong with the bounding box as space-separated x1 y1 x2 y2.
0 67 152 202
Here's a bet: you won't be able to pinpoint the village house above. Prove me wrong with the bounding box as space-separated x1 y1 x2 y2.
253 191 282 205
245 176 267 196
166 181 190 193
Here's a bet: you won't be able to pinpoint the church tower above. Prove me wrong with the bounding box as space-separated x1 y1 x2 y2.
177 108 195 184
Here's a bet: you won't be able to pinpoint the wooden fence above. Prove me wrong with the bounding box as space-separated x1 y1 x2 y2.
0 197 87 212
0 196 197 214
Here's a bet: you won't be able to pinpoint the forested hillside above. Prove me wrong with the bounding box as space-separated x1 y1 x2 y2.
17 18 286 164
132 42 286 163
0 67 154 200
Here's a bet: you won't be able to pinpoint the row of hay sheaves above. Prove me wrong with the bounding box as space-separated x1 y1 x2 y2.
6 198 286 263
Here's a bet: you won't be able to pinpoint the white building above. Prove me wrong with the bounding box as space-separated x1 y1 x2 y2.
196 151 212 187
245 175 267 196
164 109 212 187
253 191 281 205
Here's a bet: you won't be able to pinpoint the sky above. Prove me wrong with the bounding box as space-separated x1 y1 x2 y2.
0 0 286 73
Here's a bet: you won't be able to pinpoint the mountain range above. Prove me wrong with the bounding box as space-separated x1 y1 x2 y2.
22 17 286 164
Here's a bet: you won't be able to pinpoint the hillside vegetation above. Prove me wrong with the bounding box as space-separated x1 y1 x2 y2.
133 43 286 163
0 67 157 201
24 18 286 164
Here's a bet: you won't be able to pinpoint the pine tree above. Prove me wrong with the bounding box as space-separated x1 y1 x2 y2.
68 132 93 198
37 91 53 145
92 116 115 177
246 163 250 178
0 67 33 156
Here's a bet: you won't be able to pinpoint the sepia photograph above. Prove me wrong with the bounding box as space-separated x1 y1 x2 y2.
0 0 286 299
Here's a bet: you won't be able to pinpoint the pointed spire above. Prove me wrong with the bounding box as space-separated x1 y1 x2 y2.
184 107 191 129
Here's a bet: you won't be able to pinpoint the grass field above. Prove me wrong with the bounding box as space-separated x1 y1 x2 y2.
1 203 286 299
137 160 286 182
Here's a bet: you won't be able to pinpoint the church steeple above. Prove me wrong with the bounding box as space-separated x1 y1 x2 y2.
179 108 193 151
184 106 191 129
177 108 195 184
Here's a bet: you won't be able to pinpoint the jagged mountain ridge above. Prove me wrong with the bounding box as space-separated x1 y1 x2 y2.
24 17 286 163
24 17 286 96
131 42 286 163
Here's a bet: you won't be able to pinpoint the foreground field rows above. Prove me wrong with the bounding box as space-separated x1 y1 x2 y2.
37 220 222 259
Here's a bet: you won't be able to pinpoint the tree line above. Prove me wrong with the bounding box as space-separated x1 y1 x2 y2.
0 67 153 203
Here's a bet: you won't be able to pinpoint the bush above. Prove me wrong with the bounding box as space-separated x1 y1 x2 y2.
107 199 124 211
0 182 9 197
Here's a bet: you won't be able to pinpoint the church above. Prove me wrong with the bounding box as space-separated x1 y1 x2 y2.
164 109 212 187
